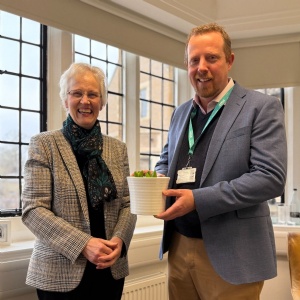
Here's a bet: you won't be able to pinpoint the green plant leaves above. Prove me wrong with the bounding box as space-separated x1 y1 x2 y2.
133 170 157 177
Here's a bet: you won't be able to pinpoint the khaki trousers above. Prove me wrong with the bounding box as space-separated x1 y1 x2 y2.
168 232 264 300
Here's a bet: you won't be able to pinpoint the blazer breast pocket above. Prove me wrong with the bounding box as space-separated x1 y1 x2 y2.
221 126 252 166
225 126 252 141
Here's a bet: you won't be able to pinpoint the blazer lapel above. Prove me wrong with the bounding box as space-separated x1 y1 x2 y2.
200 85 247 185
53 131 90 222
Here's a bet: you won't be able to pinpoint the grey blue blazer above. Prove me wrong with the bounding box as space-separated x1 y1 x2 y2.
155 82 287 284
22 130 137 292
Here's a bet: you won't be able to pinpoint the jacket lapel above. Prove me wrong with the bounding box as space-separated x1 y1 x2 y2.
200 85 247 185
53 131 90 222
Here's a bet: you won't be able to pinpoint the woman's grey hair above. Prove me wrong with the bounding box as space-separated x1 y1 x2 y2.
59 62 108 113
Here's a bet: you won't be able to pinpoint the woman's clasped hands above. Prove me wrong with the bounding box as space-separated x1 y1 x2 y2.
82 236 123 269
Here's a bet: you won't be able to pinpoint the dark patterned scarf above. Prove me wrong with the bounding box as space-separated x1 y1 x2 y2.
62 115 118 210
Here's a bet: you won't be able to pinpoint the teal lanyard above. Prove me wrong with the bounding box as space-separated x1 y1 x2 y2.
188 87 234 158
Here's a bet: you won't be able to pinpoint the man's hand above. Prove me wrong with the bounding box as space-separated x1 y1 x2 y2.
154 189 196 221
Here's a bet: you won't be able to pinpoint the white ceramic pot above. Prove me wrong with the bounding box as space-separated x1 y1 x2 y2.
127 176 170 215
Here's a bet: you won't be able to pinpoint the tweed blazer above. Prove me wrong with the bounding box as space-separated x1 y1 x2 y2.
156 82 287 284
22 129 137 292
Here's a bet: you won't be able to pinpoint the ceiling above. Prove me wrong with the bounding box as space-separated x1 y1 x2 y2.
82 0 300 41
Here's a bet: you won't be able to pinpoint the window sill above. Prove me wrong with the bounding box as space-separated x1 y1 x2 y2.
0 240 34 262
2 218 299 259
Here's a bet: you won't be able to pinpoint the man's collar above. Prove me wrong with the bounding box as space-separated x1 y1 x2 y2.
193 78 234 114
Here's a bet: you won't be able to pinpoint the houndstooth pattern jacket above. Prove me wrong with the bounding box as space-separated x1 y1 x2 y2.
22 129 137 292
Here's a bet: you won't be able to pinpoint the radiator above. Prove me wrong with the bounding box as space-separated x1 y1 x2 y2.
122 274 168 300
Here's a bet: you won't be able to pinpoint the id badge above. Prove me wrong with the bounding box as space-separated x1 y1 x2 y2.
176 167 196 184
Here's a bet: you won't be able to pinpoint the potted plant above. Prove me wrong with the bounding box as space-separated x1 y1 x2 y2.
127 170 170 215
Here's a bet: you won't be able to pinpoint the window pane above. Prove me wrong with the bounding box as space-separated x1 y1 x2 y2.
22 44 40 76
151 103 162 128
0 74 19 108
0 179 20 209
21 111 40 143
75 53 90 63
140 128 150 152
140 56 150 73
140 73 150 100
0 11 20 39
151 60 162 77
107 94 122 123
140 100 150 127
140 155 150 170
22 18 40 44
0 39 20 72
91 58 106 73
163 80 174 104
91 40 106 60
107 45 121 63
0 109 19 142
140 99 149 119
108 64 122 93
163 64 174 80
152 77 162 102
163 106 174 129
22 78 40 110
0 144 19 176
151 129 163 155
107 123 123 141
74 35 90 55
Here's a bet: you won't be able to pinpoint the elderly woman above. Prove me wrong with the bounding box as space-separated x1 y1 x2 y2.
22 62 137 300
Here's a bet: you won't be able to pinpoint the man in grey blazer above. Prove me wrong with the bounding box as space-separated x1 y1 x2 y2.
154 23 287 299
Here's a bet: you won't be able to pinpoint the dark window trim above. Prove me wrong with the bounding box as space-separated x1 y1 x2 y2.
0 20 47 213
